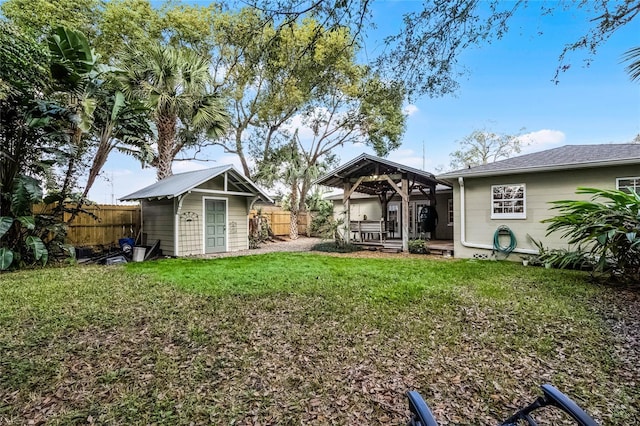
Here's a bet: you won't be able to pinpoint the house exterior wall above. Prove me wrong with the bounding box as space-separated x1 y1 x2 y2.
141 199 175 256
331 191 454 240
434 192 454 240
338 197 383 221
449 164 639 259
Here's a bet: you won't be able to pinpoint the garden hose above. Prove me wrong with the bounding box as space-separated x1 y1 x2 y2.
493 225 517 256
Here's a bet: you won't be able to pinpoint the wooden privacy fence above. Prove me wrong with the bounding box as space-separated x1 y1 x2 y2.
250 210 310 236
34 204 141 248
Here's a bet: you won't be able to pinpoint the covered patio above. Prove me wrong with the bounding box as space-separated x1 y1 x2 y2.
315 153 452 252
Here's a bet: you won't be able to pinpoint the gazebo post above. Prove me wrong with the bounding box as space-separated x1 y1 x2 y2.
401 173 409 252
343 180 351 244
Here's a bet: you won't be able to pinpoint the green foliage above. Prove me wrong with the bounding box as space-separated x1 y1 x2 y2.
0 247 14 270
248 210 270 249
528 237 590 270
449 129 525 170
0 21 51 100
0 177 66 270
48 26 96 89
120 42 229 180
543 187 640 283
311 241 361 253
408 239 429 254
623 46 640 82
0 0 99 40
308 194 336 237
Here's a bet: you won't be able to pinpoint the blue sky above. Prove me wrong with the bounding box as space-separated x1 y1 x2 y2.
88 1 640 203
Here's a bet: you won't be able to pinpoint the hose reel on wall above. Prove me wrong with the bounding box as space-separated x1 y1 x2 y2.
493 225 517 257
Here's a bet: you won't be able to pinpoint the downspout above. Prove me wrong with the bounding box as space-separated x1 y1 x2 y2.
458 177 537 254
173 192 189 257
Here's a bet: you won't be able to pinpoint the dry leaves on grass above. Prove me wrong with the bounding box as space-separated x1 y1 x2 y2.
1 268 638 425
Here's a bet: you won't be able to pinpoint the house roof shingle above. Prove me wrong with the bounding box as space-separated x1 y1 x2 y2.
437 144 640 179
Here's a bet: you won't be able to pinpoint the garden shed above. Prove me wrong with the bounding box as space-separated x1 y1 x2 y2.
120 165 272 256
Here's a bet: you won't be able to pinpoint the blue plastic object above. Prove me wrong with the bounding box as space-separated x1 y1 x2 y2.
119 238 135 248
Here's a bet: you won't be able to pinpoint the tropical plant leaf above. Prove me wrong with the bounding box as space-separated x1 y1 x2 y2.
16 216 36 230
0 247 13 270
62 244 77 261
79 97 97 132
48 26 95 87
0 217 13 238
25 236 47 261
11 175 43 216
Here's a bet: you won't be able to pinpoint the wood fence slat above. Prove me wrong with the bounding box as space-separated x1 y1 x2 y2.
34 204 141 247
249 210 310 236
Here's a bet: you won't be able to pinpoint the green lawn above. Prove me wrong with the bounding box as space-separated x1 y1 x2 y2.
0 254 637 424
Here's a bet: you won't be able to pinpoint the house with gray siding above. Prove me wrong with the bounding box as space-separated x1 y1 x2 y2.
120 166 272 256
437 144 640 260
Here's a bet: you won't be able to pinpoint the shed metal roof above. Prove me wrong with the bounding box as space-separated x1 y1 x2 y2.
438 144 640 179
119 165 272 202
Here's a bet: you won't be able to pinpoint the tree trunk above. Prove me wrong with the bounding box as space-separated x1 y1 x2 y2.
155 114 177 180
235 130 251 178
68 130 114 224
289 180 299 240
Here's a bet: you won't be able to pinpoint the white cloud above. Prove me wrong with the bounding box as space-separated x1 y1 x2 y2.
172 160 209 174
403 104 419 116
518 129 566 152
388 148 426 170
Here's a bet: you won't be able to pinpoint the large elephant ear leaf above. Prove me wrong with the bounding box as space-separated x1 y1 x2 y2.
0 217 13 238
0 248 14 270
48 26 95 85
17 216 36 231
11 175 43 216
25 236 47 262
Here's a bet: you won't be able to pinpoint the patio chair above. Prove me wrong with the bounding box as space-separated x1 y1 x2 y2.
407 384 599 426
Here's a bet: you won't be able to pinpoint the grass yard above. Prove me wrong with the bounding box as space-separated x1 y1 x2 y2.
0 254 638 425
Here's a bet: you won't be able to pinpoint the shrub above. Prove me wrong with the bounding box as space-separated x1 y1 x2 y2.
542 187 640 284
408 239 428 254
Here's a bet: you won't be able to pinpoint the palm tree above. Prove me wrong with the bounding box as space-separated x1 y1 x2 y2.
80 86 154 202
121 43 229 180
623 46 640 82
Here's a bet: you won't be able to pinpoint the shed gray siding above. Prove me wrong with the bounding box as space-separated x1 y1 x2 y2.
141 199 175 256
179 193 205 256
227 196 249 252
176 192 250 256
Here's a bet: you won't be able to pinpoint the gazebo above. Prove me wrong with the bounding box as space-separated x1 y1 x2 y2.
315 153 450 252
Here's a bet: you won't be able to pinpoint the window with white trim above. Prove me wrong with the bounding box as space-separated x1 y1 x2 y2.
617 177 640 194
491 184 526 219
447 198 453 226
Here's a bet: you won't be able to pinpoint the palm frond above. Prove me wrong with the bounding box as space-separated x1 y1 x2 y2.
622 46 640 82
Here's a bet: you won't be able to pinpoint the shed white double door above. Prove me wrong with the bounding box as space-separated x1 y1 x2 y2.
205 199 226 253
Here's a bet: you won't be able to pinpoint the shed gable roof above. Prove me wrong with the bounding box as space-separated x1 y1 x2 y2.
438 144 640 179
119 165 272 202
